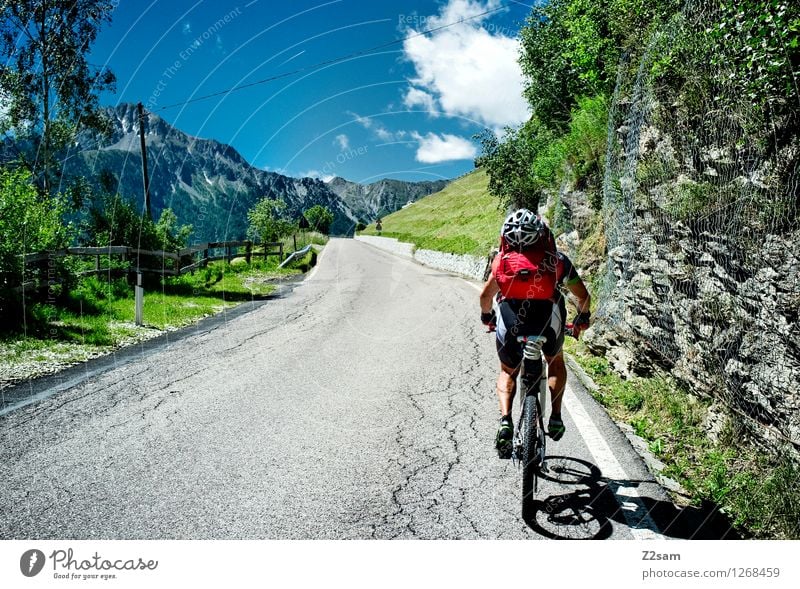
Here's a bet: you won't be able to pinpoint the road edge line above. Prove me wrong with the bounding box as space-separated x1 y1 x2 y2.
565 381 666 539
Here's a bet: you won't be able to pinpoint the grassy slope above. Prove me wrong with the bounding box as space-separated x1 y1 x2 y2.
0 250 320 388
361 169 504 255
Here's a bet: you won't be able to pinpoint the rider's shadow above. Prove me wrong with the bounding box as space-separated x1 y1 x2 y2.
522 456 739 540
522 456 616 539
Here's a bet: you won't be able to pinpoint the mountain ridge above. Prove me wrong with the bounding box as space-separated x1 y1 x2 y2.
64 104 449 241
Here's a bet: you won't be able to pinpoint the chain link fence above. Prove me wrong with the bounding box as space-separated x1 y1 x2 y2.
592 0 799 451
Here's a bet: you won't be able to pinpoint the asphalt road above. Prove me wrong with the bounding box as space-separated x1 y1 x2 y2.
0 238 699 539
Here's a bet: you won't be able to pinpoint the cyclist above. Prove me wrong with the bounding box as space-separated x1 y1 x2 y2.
479 209 591 458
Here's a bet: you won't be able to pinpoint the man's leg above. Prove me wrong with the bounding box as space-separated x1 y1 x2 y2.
546 352 567 415
545 352 567 440
495 362 518 458
496 362 518 417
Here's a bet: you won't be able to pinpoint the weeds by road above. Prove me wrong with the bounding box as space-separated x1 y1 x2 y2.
564 337 800 539
0 246 320 389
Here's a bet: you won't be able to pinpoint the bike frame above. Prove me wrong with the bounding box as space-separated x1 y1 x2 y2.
513 335 549 477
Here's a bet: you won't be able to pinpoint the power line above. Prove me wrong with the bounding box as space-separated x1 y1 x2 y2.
152 3 515 112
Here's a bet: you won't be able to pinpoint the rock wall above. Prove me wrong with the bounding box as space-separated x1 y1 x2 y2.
580 2 800 455
585 221 800 450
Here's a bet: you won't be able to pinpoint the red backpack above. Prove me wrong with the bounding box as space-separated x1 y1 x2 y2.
491 228 558 300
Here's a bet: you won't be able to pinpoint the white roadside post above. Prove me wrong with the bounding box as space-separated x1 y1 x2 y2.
134 272 144 326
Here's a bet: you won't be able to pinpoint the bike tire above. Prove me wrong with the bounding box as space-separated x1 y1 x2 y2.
521 393 540 506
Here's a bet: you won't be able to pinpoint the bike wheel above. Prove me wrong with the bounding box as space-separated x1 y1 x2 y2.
521 393 540 507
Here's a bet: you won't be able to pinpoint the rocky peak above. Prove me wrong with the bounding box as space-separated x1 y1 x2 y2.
65 103 450 240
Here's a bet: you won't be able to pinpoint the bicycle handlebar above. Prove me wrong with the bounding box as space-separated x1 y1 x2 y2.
486 323 580 338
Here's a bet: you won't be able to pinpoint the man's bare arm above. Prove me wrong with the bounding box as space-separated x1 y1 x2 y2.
480 276 500 313
566 278 591 314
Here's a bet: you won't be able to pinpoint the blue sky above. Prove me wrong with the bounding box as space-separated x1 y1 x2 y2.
90 0 533 183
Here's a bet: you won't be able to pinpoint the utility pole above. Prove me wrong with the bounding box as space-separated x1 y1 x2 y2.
137 102 152 219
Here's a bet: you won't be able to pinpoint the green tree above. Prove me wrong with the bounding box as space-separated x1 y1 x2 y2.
303 204 334 234
84 193 190 251
0 0 116 195
0 167 70 289
475 122 554 210
154 209 192 251
518 0 680 130
247 198 294 243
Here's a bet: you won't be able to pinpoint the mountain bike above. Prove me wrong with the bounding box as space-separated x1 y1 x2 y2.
513 334 549 506
512 324 575 511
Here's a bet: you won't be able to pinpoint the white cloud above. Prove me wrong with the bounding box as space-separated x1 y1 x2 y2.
334 134 349 150
300 169 335 182
436 0 500 23
411 131 477 163
262 165 289 176
349 111 373 130
375 127 394 142
348 111 399 143
402 0 528 128
403 87 438 114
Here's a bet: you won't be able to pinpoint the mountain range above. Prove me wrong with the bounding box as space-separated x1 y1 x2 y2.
60 104 449 241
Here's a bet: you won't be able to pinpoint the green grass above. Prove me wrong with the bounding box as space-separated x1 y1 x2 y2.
564 337 800 539
1 251 319 383
360 169 504 255
282 230 328 251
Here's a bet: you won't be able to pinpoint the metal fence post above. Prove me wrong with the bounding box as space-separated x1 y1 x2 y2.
135 272 144 326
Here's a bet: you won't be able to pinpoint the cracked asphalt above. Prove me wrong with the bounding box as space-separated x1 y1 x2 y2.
0 238 674 539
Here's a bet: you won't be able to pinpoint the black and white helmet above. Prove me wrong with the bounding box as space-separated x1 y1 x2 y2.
501 208 544 249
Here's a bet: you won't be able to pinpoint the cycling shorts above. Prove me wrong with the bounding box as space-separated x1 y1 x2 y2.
494 297 566 368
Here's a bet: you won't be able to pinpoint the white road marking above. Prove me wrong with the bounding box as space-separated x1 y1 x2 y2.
565 383 665 539
306 244 328 281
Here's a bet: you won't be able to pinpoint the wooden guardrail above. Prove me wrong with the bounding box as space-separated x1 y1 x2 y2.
14 240 285 293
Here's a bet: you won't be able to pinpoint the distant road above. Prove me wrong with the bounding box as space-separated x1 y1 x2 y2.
1 238 726 539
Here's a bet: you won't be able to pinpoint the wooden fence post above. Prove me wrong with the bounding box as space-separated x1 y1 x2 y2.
245 241 252 264
279 243 284 261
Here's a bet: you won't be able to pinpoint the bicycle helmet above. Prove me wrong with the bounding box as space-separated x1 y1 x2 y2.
501 208 544 249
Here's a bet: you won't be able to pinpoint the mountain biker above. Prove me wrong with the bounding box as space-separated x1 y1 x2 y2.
479 209 591 458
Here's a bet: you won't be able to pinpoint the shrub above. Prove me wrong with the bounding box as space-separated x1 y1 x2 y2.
0 168 70 287
84 193 191 251
0 168 74 330
247 198 295 243
303 204 334 235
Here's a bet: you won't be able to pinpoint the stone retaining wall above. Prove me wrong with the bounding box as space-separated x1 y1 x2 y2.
355 235 489 281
